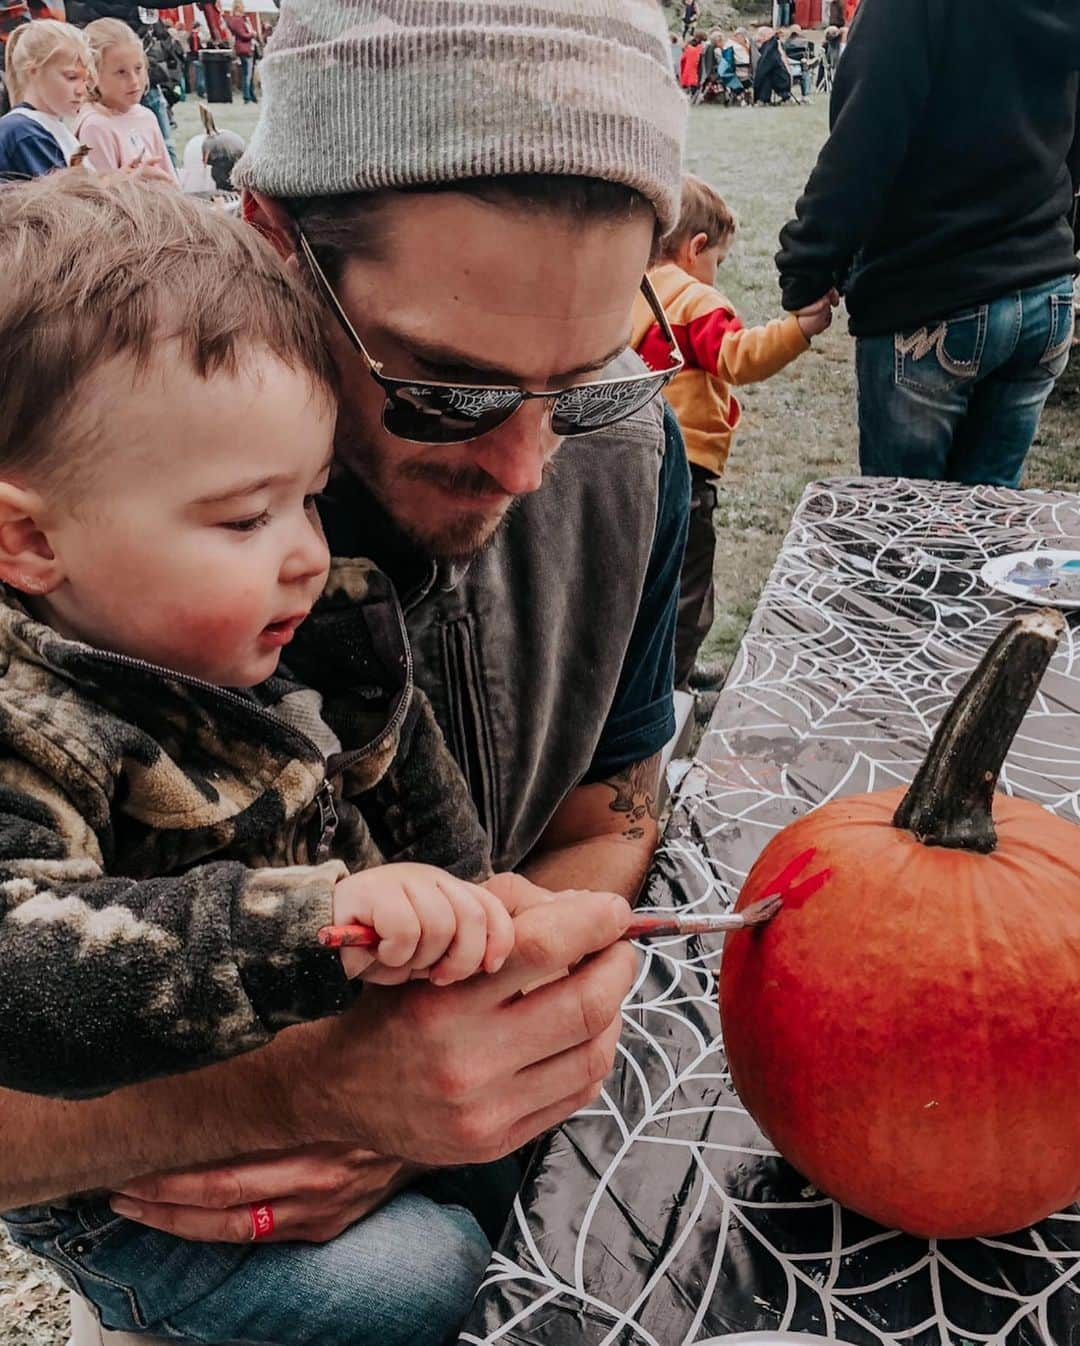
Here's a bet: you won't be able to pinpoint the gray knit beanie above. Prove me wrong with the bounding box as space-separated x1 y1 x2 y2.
234 0 687 233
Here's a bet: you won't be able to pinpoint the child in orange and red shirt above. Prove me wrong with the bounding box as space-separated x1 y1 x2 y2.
631 173 834 687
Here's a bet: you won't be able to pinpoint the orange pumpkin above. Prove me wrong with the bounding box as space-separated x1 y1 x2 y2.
719 610 1080 1238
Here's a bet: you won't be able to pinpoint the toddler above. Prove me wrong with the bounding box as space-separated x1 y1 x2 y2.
75 18 177 180
632 173 833 687
0 20 90 180
0 172 512 1346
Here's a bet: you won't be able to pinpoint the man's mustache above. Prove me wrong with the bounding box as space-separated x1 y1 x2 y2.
399 461 511 498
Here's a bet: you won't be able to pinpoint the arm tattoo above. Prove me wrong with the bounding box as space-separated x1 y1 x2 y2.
603 753 661 841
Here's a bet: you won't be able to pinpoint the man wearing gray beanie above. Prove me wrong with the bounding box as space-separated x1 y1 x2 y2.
10 6 690 1345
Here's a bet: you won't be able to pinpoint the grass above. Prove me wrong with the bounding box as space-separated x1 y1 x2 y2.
0 95 1077 1346
172 93 263 156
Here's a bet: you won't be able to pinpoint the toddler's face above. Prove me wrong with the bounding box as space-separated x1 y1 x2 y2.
35 349 334 688
688 237 731 287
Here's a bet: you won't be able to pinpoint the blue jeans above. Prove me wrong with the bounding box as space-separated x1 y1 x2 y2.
240 53 256 102
141 86 178 169
856 275 1076 487
4 1187 491 1345
776 0 793 24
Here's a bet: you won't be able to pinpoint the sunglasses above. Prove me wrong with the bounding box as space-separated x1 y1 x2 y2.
297 229 684 447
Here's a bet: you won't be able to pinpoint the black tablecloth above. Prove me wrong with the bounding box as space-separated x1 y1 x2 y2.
460 478 1080 1346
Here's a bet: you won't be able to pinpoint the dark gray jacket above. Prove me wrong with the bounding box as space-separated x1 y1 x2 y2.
324 351 670 873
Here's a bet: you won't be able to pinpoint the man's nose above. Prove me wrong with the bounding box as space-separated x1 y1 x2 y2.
471 402 558 498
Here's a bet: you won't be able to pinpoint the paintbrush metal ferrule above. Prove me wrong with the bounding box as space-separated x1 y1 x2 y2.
629 913 749 941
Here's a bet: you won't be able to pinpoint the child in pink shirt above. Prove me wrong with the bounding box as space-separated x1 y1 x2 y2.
74 18 177 181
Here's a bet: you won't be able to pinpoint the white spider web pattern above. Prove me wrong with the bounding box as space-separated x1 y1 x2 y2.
460 479 1080 1346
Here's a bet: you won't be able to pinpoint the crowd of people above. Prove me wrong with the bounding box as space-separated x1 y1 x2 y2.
0 1 264 173
0 7 254 192
674 22 848 105
0 2 1074 1346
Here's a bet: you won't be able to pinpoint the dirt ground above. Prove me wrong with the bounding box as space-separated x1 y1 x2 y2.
1 95 1077 1346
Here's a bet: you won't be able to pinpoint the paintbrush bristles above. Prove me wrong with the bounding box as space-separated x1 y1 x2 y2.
740 894 784 926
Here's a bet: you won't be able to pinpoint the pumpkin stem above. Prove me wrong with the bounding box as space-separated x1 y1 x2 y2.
893 610 1065 852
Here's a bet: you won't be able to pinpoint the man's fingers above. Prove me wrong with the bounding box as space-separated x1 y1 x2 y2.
108 1194 367 1245
483 872 555 916
117 1153 318 1208
506 1080 614 1154
513 1011 623 1109
500 941 636 1067
495 891 631 997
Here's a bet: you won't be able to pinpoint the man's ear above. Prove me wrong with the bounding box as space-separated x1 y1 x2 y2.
243 190 299 266
0 484 63 595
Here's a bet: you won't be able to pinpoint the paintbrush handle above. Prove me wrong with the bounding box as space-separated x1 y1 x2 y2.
318 924 380 949
317 901 776 951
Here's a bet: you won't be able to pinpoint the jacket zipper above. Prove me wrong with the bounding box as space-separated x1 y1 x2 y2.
88 592 415 864
440 616 499 851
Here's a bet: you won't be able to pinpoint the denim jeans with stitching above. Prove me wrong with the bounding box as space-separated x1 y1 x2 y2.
140 87 178 169
4 1181 495 1345
856 275 1076 487
240 54 256 103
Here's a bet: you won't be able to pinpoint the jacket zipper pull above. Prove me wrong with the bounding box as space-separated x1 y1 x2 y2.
314 781 339 863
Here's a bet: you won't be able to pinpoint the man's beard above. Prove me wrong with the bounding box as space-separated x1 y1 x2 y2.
396 459 521 560
334 414 522 561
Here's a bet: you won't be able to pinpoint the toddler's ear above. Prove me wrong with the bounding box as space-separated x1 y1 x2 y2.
0 484 62 595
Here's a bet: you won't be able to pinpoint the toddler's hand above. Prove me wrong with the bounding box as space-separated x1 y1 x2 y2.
797 304 833 339
331 863 515 987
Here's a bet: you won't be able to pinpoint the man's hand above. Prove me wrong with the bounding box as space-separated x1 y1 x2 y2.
112 1145 417 1244
109 875 623 1242
302 888 634 1164
126 889 634 1181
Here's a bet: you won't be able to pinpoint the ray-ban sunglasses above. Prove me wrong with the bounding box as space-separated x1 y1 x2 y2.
297 229 684 447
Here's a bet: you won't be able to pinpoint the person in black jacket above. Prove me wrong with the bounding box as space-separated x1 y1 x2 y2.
1070 87 1080 253
777 0 1080 487
67 0 184 33
753 27 793 105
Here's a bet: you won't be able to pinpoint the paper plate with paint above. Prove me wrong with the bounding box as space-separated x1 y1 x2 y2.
980 549 1080 607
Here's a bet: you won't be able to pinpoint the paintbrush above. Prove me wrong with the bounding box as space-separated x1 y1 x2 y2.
316 893 782 949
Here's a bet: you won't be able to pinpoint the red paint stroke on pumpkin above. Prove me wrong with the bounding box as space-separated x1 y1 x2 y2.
758 846 831 911
782 867 832 910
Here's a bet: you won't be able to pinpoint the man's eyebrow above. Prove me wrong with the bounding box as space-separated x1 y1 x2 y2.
387 330 630 386
193 452 334 506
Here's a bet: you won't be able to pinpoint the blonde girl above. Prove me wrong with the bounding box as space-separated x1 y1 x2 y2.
73 18 176 181
0 21 92 181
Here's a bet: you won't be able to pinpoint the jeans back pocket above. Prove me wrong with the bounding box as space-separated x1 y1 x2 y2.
895 306 988 393
1040 292 1076 377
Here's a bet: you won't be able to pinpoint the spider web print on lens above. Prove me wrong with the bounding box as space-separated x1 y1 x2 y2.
460 479 1080 1346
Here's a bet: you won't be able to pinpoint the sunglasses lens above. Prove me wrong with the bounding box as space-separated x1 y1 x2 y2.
382 384 523 445
550 374 669 437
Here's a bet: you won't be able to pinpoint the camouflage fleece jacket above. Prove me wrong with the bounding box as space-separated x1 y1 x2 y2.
0 559 489 1098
